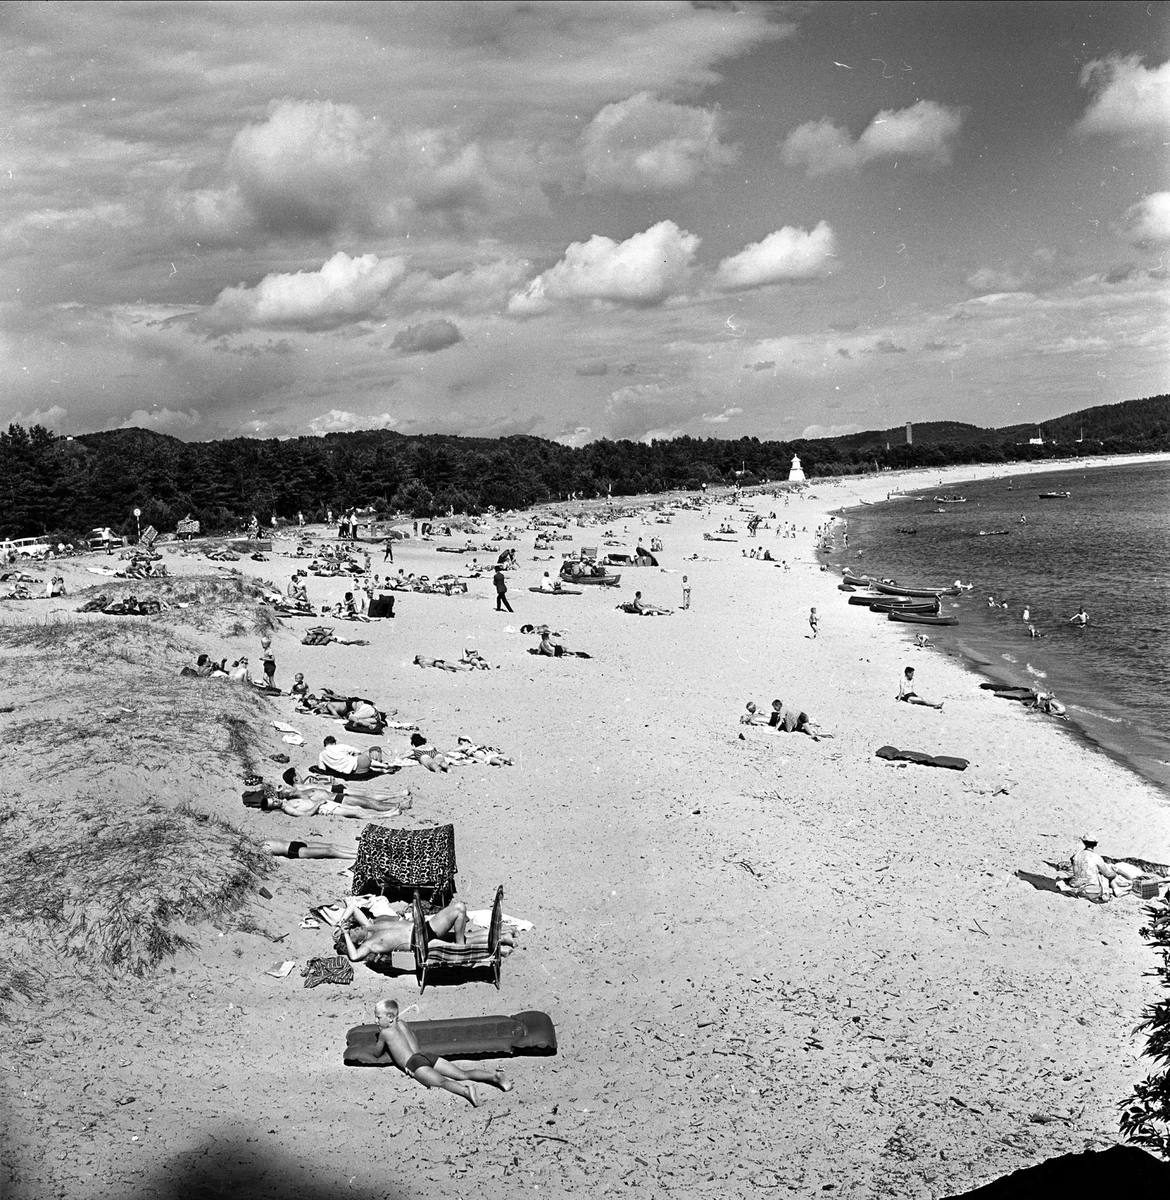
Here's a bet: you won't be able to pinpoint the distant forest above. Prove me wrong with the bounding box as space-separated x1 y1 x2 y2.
2 393 1168 542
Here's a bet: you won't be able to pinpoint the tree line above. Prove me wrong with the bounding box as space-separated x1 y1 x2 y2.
2 392 1167 542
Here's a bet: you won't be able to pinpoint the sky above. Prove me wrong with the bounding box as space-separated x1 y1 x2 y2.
2 1 1168 446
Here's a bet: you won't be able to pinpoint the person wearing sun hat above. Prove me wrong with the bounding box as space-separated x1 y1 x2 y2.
1058 833 1119 903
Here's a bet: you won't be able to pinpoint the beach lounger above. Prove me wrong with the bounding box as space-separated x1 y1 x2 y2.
413 885 505 994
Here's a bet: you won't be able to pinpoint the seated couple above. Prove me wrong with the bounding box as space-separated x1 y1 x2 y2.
741 699 832 740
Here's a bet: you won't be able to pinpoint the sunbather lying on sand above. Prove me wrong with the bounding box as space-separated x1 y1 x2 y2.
372 998 515 1107
534 631 591 658
252 780 412 819
740 700 832 740
410 733 451 772
338 897 516 957
414 655 472 672
263 838 357 859
318 735 394 776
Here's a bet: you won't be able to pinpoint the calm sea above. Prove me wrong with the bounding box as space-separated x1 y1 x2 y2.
826 460 1170 796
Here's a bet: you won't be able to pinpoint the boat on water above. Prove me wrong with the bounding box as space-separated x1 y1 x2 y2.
933 495 967 503
1039 491 1071 499
976 530 1009 537
888 610 958 626
847 592 909 605
870 600 941 615
871 580 960 598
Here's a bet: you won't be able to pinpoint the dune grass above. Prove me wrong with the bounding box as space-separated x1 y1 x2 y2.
0 576 279 1012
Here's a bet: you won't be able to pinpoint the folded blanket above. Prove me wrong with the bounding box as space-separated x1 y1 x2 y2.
875 745 968 771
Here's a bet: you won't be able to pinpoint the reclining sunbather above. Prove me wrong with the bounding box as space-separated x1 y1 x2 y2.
263 838 358 859
372 998 515 1107
252 777 412 818
414 654 471 672
338 897 515 958
535 631 591 658
318 735 393 776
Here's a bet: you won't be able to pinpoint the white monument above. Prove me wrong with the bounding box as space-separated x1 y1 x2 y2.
788 455 805 482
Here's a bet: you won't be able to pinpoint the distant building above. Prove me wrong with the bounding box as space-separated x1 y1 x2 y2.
788 455 805 482
1028 426 1044 446
905 422 913 445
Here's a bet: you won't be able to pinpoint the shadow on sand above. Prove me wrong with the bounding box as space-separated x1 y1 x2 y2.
943 1144 1170 1198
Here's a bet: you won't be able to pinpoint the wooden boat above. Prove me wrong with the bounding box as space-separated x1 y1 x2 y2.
529 586 582 595
933 495 967 503
868 599 941 614
848 593 909 605
888 611 958 626
841 572 875 588
1039 491 1071 499
871 580 960 598
560 568 621 587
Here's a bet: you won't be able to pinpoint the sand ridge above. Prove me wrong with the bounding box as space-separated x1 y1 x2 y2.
2 454 1169 1199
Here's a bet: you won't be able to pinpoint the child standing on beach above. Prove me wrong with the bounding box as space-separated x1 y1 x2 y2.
260 636 276 689
682 575 691 610
808 607 819 639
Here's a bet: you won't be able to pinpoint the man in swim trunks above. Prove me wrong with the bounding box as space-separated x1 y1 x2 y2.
372 998 514 1106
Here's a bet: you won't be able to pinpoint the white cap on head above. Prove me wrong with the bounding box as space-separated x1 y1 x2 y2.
1081 832 1099 844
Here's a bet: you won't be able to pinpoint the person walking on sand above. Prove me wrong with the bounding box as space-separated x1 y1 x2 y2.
808 607 819 639
371 999 514 1107
897 667 943 710
383 536 394 563
682 575 691 610
493 566 513 613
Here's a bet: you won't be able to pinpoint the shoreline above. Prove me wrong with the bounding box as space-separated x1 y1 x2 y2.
817 452 1170 800
4 454 1170 1198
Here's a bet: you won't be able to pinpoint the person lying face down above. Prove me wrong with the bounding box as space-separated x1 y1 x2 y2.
372 998 514 1107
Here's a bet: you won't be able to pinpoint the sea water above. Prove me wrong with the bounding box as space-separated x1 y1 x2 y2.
826 459 1170 795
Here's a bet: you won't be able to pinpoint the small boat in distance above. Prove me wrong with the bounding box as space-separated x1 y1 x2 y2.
1039 491 1071 499
976 530 1009 537
933 494 967 503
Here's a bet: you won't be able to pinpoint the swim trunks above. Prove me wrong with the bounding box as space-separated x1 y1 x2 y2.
405 1051 437 1074
287 840 307 858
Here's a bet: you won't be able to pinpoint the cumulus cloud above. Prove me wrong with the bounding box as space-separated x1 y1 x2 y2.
1120 192 1170 245
1075 56 1170 137
554 426 593 448
575 360 609 377
119 408 202 434
702 406 742 424
713 222 836 290
782 101 964 175
206 252 404 331
580 92 738 193
14 405 68 430
229 99 381 234
308 409 397 435
508 220 699 314
391 319 463 354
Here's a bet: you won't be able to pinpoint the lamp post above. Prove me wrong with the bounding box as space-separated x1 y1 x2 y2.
133 507 141 544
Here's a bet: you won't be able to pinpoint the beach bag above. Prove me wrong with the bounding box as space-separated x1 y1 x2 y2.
368 595 395 618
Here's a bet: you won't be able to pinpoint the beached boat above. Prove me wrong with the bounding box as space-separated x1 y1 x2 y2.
560 568 621 587
841 572 875 588
848 593 909 605
933 495 967 503
1039 491 1071 499
887 611 958 626
529 586 582 595
871 580 960 598
868 600 941 614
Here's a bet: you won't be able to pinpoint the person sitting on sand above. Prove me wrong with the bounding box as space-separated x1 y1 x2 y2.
228 657 251 683
767 698 832 740
410 732 451 772
536 630 591 658
1056 833 1120 903
627 590 671 616
343 591 371 622
897 667 943 710
318 734 391 777
371 998 515 1107
290 672 309 697
539 570 556 592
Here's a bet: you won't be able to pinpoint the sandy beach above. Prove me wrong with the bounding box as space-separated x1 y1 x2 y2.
3 453 1169 1200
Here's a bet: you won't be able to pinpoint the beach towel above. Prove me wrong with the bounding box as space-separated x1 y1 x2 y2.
875 745 969 771
301 955 353 988
344 1011 557 1065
